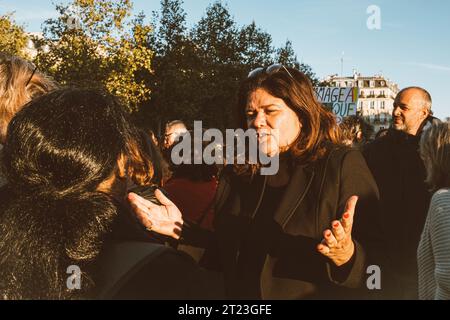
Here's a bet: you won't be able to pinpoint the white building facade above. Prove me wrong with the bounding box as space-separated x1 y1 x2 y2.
325 73 399 134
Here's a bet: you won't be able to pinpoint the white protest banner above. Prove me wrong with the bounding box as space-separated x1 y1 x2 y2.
314 87 359 122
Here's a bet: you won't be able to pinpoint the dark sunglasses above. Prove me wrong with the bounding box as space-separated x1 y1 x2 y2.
247 63 294 79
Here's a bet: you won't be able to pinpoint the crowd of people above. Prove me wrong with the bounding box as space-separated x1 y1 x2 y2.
0 52 449 300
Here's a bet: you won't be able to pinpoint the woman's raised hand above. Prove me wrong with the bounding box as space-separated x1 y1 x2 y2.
128 189 184 240
317 196 358 266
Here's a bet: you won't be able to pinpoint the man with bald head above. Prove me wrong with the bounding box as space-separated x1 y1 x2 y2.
363 87 439 299
392 87 433 135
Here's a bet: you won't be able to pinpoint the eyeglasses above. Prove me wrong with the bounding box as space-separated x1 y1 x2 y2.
247 63 294 79
0 54 37 87
25 64 38 87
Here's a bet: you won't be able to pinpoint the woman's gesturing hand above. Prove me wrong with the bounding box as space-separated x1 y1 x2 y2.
128 189 184 240
317 196 358 266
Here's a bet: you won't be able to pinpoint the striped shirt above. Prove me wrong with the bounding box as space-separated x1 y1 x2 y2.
418 188 450 300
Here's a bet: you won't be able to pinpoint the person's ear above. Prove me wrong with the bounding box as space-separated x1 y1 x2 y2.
421 107 430 121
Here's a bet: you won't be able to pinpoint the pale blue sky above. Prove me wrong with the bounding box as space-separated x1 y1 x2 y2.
1 0 449 119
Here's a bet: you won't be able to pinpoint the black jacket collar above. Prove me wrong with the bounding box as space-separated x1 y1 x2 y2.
246 157 316 228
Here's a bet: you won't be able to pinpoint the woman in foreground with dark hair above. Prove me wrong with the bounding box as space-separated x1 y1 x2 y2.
0 88 222 299
130 65 386 299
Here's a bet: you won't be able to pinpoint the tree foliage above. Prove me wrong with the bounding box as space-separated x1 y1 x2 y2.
276 39 318 85
141 0 319 133
34 0 153 112
239 21 274 69
2 0 319 126
0 13 29 58
139 0 199 131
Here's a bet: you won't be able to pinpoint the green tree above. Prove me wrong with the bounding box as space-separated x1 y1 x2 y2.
192 1 240 65
140 0 320 131
276 39 299 68
143 0 247 131
34 0 153 112
151 0 187 55
0 13 28 58
238 21 274 70
276 39 318 85
138 0 202 133
190 1 245 129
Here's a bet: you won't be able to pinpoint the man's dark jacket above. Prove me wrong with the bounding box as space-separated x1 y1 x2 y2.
204 145 385 299
363 128 431 299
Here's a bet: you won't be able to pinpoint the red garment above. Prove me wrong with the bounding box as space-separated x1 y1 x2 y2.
164 177 218 231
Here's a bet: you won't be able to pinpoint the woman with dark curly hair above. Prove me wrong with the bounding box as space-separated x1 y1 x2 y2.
0 88 221 299
130 65 385 299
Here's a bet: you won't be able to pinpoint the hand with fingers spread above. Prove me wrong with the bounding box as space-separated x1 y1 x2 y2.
317 196 359 266
128 189 184 240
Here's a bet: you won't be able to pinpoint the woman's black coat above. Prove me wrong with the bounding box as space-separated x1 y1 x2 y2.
205 145 385 299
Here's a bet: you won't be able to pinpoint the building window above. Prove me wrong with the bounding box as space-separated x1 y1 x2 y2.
370 80 375 88
381 101 385 109
370 101 375 109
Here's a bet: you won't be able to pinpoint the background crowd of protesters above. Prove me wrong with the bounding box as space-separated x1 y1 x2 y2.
0 52 449 300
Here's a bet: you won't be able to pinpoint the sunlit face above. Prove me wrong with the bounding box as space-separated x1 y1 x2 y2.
392 89 429 136
245 88 301 156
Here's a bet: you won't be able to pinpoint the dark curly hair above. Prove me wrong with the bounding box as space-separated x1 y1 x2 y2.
0 88 148 299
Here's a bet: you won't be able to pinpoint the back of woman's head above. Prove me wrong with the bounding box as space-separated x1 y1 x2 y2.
420 122 450 193
0 88 140 299
237 66 341 165
0 53 57 143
